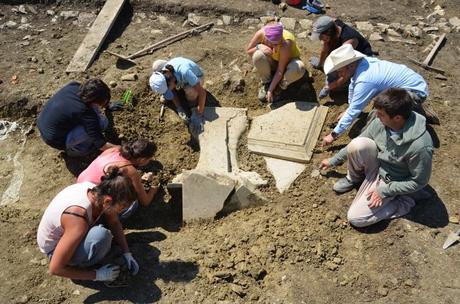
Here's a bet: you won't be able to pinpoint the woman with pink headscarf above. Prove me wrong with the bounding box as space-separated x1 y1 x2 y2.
246 21 306 103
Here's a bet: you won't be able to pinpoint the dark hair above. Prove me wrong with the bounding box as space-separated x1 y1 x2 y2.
120 140 156 161
91 167 137 206
79 78 111 104
322 24 337 37
374 88 413 120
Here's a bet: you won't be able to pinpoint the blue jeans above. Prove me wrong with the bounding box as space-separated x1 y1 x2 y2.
48 225 113 267
65 106 108 157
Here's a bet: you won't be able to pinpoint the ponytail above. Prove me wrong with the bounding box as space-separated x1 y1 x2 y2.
91 167 137 205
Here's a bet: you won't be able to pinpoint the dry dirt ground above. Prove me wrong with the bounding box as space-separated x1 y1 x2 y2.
1 0 460 303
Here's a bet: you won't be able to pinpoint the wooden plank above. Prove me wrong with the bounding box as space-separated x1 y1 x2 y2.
66 0 126 73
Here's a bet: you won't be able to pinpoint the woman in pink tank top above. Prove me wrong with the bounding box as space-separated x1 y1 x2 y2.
78 140 158 208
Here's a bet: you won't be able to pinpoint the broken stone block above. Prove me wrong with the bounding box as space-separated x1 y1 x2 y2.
223 179 268 213
248 102 328 163
423 26 439 33
299 19 313 30
386 28 401 37
18 5 27 14
265 157 306 193
222 15 232 25
297 31 309 39
369 32 384 41
187 13 201 25
389 23 402 32
280 17 296 30
355 21 374 32
375 23 389 33
182 172 235 220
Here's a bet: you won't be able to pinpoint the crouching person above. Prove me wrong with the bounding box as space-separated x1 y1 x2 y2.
36 168 139 281
319 89 433 227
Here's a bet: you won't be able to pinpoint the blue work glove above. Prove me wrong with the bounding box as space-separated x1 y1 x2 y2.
107 100 124 111
309 57 322 70
122 252 139 275
190 114 205 136
318 86 330 100
95 264 120 281
176 106 189 123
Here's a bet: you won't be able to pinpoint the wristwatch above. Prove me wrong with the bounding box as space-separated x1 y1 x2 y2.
331 131 339 139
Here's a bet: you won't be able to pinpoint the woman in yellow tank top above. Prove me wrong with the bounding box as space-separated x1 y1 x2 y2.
246 22 306 103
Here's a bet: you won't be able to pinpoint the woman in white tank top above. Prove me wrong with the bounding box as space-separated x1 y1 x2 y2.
36 168 139 282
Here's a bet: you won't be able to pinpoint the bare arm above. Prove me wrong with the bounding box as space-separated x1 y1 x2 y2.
48 207 96 280
194 83 207 115
104 210 129 253
125 166 158 206
319 42 332 67
246 30 264 56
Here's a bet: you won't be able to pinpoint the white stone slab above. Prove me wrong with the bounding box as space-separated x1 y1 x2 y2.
182 172 235 220
264 157 306 193
248 102 328 163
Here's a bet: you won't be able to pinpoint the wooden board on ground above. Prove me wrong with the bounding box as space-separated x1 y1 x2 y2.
66 0 126 73
247 102 328 163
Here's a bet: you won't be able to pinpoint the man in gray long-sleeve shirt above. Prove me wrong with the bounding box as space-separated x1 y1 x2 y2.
320 88 433 227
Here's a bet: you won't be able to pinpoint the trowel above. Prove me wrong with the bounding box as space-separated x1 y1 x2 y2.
442 229 460 250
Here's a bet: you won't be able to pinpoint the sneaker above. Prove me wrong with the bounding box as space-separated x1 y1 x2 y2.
258 84 268 102
333 177 359 194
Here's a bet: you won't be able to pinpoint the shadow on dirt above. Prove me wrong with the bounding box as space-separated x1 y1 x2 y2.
73 231 198 303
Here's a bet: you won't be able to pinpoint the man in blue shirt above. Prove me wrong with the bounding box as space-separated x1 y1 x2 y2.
149 57 207 135
321 44 437 146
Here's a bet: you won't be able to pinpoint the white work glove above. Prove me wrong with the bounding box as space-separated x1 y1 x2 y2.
122 252 139 275
95 264 120 281
176 106 189 123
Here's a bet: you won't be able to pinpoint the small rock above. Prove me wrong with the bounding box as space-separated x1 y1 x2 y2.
333 257 342 264
355 21 374 32
449 16 460 28
18 5 27 14
377 286 389 296
30 258 40 265
121 73 138 81
376 23 389 33
310 169 320 178
325 211 339 222
229 283 246 297
51 16 59 24
387 28 401 37
150 29 163 35
187 13 201 25
17 295 29 304
109 81 117 88
404 25 422 38
4 21 18 29
23 35 32 40
158 15 169 25
60 11 79 20
448 216 460 224
260 16 276 25
46 10 55 16
369 32 384 41
40 258 48 265
297 31 309 39
222 15 232 25
216 19 223 26
27 5 38 15
72 289 80 296
299 19 313 30
325 261 339 271
21 17 28 24
280 17 296 30
242 18 260 26
279 2 288 11
404 279 415 287
29 56 38 63
443 100 451 106
389 22 402 32
423 26 439 33
312 203 318 208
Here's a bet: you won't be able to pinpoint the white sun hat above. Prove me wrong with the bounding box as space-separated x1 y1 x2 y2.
323 44 366 75
149 72 168 95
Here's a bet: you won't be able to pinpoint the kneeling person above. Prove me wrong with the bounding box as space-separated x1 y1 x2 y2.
37 168 139 281
149 57 207 135
319 89 433 227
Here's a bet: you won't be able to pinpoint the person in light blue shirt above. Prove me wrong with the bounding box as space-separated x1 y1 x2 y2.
321 44 435 146
149 57 206 135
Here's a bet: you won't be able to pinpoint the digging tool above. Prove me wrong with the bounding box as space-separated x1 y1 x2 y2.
105 22 214 64
442 228 460 250
408 33 446 74
158 104 166 122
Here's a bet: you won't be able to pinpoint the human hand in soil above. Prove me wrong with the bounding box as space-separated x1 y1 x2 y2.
176 106 189 123
319 159 330 170
141 172 154 183
258 44 273 56
366 188 383 208
95 264 120 281
122 252 139 275
322 134 335 146
266 90 274 103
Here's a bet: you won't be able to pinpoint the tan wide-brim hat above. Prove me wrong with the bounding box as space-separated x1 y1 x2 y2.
324 44 366 75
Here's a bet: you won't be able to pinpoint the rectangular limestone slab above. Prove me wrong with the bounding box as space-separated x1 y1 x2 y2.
248 102 328 163
66 0 126 72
